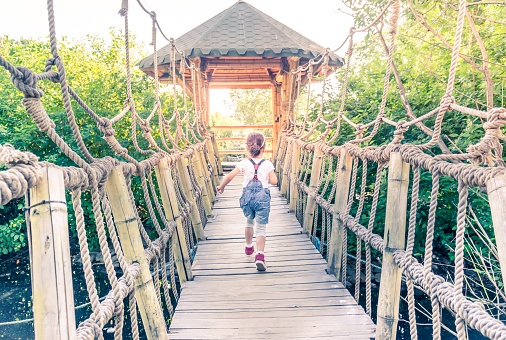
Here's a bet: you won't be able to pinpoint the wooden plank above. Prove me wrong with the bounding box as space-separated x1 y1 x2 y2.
167 169 375 338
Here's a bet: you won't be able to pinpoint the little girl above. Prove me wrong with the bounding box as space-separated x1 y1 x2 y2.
216 132 277 271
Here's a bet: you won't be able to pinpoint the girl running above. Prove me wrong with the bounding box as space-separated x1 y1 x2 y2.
216 131 277 271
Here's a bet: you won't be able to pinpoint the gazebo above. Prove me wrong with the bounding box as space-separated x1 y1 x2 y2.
138 0 343 153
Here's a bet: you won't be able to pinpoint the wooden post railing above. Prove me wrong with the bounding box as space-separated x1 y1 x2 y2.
280 139 292 197
154 158 193 283
487 174 506 291
198 149 216 204
327 149 353 280
175 157 206 241
27 166 76 340
289 140 300 213
302 145 323 235
206 139 220 187
192 153 213 217
211 135 223 175
376 152 410 339
105 165 168 339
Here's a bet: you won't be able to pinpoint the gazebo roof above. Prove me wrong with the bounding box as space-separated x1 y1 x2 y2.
138 0 343 69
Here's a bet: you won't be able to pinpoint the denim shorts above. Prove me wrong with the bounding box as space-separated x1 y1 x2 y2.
239 180 271 224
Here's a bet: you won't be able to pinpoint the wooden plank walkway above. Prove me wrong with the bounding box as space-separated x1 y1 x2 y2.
168 173 375 339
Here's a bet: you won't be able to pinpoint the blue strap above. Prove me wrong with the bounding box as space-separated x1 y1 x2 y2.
249 159 265 181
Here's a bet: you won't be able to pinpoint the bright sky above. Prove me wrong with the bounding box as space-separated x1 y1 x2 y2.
1 0 354 116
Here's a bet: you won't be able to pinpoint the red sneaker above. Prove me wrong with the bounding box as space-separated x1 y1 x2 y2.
255 253 266 271
245 246 255 256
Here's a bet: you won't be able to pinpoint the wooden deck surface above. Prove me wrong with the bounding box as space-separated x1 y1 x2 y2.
168 173 375 339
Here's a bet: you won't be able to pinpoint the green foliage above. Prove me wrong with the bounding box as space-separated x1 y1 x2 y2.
305 0 505 277
0 213 26 255
0 31 188 253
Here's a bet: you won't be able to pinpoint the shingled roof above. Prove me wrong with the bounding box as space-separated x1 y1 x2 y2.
138 0 343 69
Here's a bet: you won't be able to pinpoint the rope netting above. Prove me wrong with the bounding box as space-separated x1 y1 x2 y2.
275 0 506 339
0 0 219 338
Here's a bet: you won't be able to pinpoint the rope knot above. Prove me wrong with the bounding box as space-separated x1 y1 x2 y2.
466 107 506 166
439 94 455 113
0 143 40 167
392 120 408 144
138 119 151 133
97 117 116 137
355 124 365 139
10 67 44 98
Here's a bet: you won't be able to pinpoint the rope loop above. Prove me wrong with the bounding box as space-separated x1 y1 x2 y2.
10 66 44 98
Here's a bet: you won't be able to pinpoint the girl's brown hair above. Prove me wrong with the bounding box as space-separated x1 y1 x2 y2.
246 132 265 157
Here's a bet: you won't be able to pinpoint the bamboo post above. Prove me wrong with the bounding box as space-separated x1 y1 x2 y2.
212 137 223 176
376 152 410 340
326 150 353 280
153 159 193 282
302 145 324 235
280 139 292 197
26 166 76 340
192 153 213 217
175 157 206 241
274 133 285 176
105 166 168 339
289 140 300 213
487 174 506 289
198 149 216 204
206 139 220 187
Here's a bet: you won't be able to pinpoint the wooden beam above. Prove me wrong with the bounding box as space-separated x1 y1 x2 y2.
105 166 168 339
218 149 273 154
216 137 273 141
153 161 193 283
376 152 410 340
207 59 283 69
327 150 353 280
210 124 273 129
209 84 272 89
27 166 76 340
302 146 324 235
486 174 506 293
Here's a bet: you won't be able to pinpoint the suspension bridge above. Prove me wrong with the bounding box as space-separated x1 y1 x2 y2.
0 0 506 339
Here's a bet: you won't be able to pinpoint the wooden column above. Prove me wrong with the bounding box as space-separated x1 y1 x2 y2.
272 84 281 153
302 145 324 235
205 84 210 127
192 153 213 217
376 152 410 340
289 140 300 213
487 174 506 290
153 159 193 282
198 149 216 204
327 150 353 280
206 139 220 186
280 139 292 197
274 133 286 179
27 166 76 340
211 134 223 175
105 166 168 339
175 157 206 241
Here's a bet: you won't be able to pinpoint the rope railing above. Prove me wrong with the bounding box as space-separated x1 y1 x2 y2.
275 0 506 339
0 0 221 338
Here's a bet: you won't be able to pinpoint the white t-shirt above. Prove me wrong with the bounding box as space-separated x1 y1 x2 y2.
236 158 275 189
